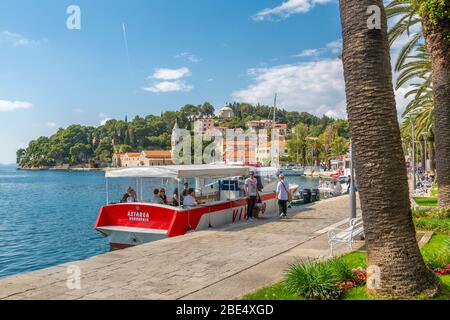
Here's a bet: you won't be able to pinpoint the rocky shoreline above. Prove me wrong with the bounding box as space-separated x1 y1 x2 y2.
17 166 105 171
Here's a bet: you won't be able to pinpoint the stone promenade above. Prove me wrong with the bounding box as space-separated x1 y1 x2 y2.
0 195 362 300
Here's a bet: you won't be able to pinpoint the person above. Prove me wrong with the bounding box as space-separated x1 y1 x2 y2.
182 182 190 197
151 188 164 204
172 187 182 206
183 188 198 206
121 187 137 203
277 174 289 218
346 175 352 194
159 188 168 205
335 181 343 195
244 170 258 222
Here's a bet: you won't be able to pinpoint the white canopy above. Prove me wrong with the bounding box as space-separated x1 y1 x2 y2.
105 165 249 180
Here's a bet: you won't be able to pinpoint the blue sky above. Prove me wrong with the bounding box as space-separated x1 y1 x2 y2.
0 0 408 163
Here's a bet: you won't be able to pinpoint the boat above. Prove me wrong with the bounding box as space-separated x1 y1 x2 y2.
279 166 304 176
95 164 298 249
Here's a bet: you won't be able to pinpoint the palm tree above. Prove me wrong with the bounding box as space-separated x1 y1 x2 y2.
288 124 308 164
398 45 436 172
339 0 439 297
306 137 321 167
386 0 450 208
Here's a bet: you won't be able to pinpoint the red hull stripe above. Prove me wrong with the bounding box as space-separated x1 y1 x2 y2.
95 189 295 239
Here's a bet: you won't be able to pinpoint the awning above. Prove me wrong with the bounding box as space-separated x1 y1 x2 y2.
105 165 249 179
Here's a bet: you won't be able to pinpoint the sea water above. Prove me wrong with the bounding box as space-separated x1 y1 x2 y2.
0 165 318 279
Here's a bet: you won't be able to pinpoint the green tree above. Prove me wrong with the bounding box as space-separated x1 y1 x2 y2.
387 0 450 208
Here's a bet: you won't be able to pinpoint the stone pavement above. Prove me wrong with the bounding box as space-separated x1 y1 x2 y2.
0 195 363 300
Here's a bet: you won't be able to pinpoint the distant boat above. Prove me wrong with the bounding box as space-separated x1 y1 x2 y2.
279 167 304 176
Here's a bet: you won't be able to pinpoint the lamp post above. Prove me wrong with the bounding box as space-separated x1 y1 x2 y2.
411 117 416 190
421 132 428 172
408 111 421 191
349 142 357 221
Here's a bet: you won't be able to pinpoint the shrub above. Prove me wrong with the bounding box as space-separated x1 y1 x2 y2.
431 208 450 219
328 258 354 282
285 260 343 300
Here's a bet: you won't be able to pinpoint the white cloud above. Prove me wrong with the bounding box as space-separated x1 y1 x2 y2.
233 59 347 118
295 49 320 57
294 39 342 58
149 67 191 80
326 39 343 54
233 56 411 120
99 113 112 125
46 122 58 128
394 87 413 118
73 108 84 113
0 31 46 47
143 80 193 93
145 67 193 93
175 52 202 63
253 0 335 21
0 100 33 112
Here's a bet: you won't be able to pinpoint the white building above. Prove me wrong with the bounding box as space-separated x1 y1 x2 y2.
218 106 234 119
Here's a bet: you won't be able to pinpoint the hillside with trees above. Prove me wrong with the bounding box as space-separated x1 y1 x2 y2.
16 102 348 168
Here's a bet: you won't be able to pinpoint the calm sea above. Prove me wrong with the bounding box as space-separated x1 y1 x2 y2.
0 165 318 279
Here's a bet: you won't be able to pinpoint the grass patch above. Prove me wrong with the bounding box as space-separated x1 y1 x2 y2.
413 209 450 233
339 252 367 269
242 282 303 300
422 233 450 269
343 286 390 300
414 217 450 233
414 197 438 207
243 234 450 300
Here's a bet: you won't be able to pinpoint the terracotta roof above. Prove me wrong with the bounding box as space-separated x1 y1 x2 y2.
146 158 172 161
142 150 172 158
196 118 216 122
125 152 141 157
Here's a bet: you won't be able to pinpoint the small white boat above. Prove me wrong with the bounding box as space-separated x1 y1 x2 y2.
279 167 304 176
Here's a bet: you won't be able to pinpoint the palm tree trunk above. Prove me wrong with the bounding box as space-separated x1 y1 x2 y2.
339 0 439 298
428 136 436 174
421 138 426 171
422 16 450 208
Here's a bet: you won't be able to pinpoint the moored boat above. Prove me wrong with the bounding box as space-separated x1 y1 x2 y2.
95 165 298 249
279 166 304 176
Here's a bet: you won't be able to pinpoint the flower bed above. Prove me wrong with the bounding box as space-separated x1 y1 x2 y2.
243 233 450 300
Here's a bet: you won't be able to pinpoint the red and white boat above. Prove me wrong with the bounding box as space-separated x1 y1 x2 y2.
95 165 298 249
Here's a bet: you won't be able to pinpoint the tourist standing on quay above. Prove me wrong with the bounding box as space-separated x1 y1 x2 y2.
277 174 289 218
244 170 258 222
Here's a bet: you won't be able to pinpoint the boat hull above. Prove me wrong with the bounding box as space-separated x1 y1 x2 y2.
279 169 304 176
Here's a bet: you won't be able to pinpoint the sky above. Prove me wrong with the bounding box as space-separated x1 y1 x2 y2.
0 0 410 164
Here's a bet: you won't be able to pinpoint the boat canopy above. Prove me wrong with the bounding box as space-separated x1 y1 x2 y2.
105 165 250 180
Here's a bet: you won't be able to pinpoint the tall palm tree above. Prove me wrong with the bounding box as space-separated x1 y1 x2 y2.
420 2 450 208
386 0 450 208
339 0 439 297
